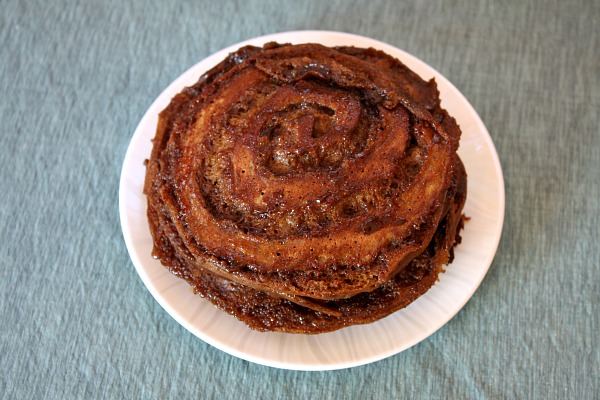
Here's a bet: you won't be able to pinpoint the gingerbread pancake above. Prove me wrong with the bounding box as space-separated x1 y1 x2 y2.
144 43 466 333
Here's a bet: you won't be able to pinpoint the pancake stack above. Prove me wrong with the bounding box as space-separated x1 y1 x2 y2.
144 42 467 333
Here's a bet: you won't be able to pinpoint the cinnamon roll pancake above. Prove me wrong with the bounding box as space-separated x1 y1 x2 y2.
144 42 467 333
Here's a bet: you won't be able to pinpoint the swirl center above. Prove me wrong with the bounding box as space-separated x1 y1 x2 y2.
253 82 369 176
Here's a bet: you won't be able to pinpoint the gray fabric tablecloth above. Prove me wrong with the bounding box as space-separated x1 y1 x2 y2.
1 0 598 398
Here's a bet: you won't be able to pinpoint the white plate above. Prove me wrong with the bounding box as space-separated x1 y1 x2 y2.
119 31 504 371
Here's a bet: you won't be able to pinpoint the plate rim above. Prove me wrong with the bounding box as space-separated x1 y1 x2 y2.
119 30 505 371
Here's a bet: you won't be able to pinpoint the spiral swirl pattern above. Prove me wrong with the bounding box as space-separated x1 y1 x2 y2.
145 43 466 333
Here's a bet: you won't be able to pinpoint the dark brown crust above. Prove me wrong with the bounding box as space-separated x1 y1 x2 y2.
144 43 467 333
